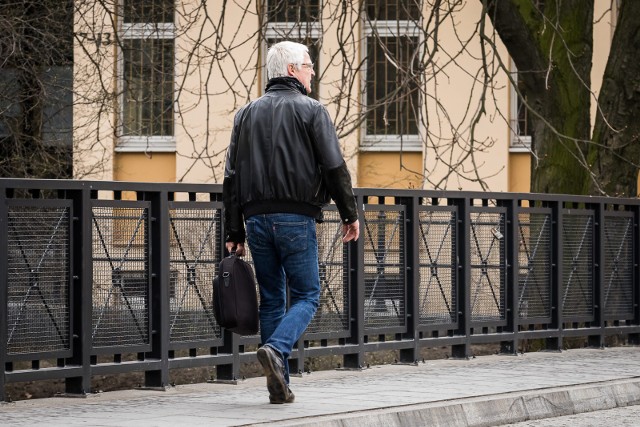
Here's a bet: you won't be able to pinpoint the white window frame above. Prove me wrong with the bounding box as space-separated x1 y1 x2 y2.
509 60 532 153
116 13 176 153
361 20 422 152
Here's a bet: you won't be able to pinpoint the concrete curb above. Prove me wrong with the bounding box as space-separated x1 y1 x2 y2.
250 378 640 427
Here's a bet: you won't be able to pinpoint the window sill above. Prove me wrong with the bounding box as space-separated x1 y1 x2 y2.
509 136 531 153
360 136 422 152
115 137 176 153
509 145 531 153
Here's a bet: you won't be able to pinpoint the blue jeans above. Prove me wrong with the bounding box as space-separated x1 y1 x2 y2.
245 213 320 384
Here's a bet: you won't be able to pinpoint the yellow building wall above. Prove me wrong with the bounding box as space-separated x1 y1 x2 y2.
173 1 260 184
508 153 531 193
358 152 423 189
421 1 511 192
73 1 116 180
591 1 615 134
113 153 176 183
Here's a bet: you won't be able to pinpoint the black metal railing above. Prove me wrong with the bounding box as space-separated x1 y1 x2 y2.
1 178 639 400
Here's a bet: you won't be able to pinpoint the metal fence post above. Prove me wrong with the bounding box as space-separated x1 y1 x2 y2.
215 330 240 383
588 202 605 348
343 193 365 369
630 204 640 345
500 197 519 355
452 196 471 359
0 184 7 401
65 186 92 395
399 195 419 364
145 190 170 388
545 200 563 351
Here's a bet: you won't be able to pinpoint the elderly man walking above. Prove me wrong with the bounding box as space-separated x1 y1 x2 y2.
223 41 359 404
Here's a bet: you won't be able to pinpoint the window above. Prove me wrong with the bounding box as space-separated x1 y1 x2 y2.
0 0 74 178
117 0 175 152
362 0 421 151
263 1 321 99
510 61 532 152
267 1 320 22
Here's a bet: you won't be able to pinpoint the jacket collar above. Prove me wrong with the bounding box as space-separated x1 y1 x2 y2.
265 76 308 96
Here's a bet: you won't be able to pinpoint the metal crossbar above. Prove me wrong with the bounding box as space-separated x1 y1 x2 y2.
562 215 593 315
363 210 404 321
603 216 633 317
469 213 504 319
7 209 68 349
168 214 217 332
91 209 147 342
517 214 551 318
308 213 349 334
319 223 346 318
418 217 454 316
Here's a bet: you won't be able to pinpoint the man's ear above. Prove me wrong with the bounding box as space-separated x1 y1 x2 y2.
287 63 296 76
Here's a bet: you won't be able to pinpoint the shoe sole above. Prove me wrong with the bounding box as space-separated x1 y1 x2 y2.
257 347 289 403
270 392 295 404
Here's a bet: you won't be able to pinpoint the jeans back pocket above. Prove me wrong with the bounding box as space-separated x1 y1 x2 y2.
274 221 308 253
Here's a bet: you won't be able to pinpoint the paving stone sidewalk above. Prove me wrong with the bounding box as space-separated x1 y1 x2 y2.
1 347 639 426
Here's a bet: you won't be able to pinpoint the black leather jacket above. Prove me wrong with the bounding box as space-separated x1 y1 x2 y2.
223 77 358 243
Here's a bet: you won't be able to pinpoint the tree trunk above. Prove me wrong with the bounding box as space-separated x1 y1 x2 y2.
587 0 640 197
486 0 593 195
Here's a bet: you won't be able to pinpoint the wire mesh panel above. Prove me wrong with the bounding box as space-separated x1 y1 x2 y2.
363 207 405 330
603 215 634 320
517 211 552 319
469 210 506 322
561 212 594 319
168 206 220 343
6 203 71 355
307 210 348 335
417 208 457 326
92 203 150 348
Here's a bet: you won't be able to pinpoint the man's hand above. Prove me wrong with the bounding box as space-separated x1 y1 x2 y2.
225 242 246 256
342 220 360 242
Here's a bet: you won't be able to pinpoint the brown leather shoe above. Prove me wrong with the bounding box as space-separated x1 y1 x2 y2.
257 345 291 404
270 387 295 404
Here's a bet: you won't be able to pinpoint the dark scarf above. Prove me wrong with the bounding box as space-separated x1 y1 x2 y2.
265 76 308 96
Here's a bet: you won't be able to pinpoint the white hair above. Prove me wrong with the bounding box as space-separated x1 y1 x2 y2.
266 41 308 79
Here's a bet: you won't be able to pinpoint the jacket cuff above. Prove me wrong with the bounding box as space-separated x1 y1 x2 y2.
225 231 246 244
323 163 358 224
